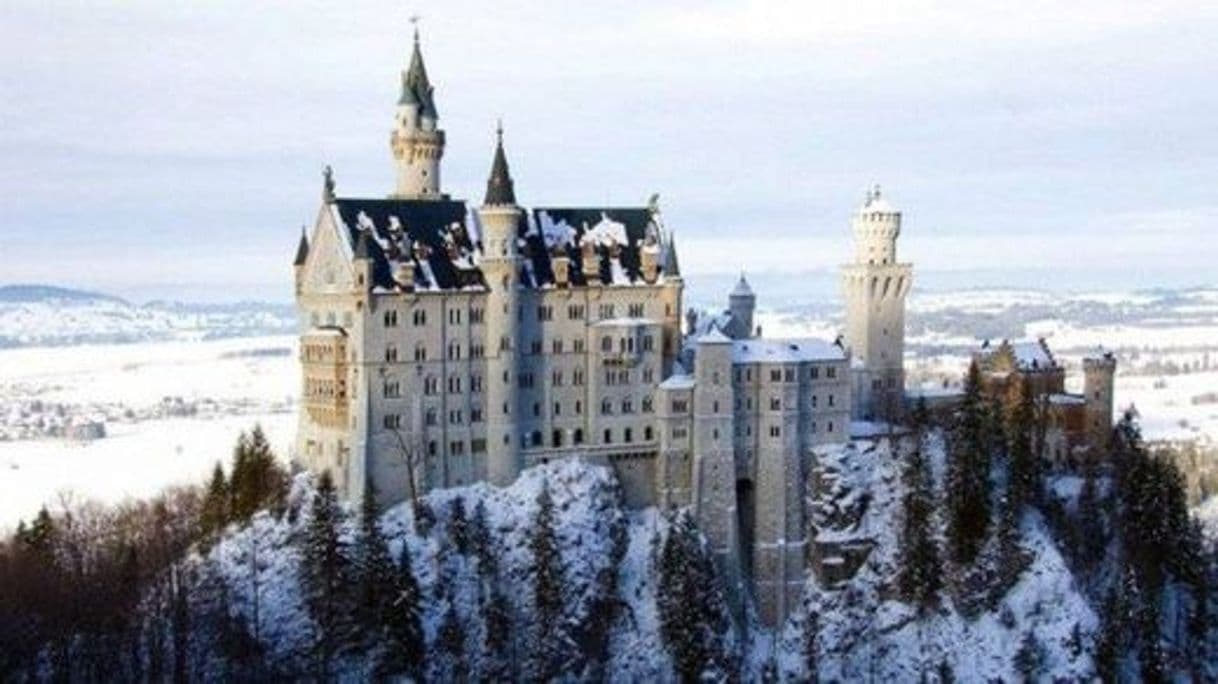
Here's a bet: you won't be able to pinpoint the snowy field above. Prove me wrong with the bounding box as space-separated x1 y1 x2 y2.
0 335 297 532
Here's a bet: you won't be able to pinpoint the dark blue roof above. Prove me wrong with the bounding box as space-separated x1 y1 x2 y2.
329 199 666 291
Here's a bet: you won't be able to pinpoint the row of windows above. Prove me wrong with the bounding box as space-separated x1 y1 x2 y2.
382 299 669 331
384 308 486 328
600 335 654 354
742 365 839 383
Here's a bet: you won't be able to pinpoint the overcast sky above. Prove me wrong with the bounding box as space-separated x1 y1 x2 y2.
1 1 1215 301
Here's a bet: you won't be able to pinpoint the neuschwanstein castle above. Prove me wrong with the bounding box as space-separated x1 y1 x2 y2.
291 32 1115 625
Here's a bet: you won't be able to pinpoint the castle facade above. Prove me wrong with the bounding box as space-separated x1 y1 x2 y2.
290 33 1110 626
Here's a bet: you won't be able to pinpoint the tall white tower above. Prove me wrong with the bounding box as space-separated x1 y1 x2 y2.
841 186 912 422
479 125 523 485
389 29 445 199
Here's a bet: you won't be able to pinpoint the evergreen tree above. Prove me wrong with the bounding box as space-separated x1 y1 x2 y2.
448 496 470 556
228 431 252 520
1076 459 1106 573
527 478 566 680
200 462 229 540
897 398 941 610
352 486 398 654
657 511 732 683
436 603 467 681
297 471 352 676
470 499 497 580
380 541 424 679
946 360 991 565
1013 630 1042 683
1007 377 1039 507
482 588 514 681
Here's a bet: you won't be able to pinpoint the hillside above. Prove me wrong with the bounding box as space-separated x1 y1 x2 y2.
0 284 293 348
161 439 1163 681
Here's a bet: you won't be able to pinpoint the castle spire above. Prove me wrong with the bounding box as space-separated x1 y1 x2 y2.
293 226 309 266
483 121 517 206
399 20 437 119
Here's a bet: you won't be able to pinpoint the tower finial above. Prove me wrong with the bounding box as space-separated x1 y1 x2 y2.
496 117 503 144
484 122 516 206
409 13 421 44
322 165 336 203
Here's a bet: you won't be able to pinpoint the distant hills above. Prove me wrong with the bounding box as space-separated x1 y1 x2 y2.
0 283 294 349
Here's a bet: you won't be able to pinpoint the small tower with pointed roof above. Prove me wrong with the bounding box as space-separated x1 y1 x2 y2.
390 26 446 199
728 272 756 339
479 123 524 485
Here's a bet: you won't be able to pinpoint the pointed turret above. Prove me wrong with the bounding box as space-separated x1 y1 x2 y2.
729 271 757 339
293 227 309 266
389 26 445 199
484 122 516 206
399 28 438 120
666 234 682 278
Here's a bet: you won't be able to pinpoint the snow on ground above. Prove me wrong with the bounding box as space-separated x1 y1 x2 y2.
0 335 298 532
0 413 294 533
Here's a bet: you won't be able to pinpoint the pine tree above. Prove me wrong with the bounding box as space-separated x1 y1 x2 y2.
897 398 942 610
200 462 229 540
527 478 566 680
1076 459 1106 573
352 486 398 653
448 496 470 556
657 511 732 683
946 360 991 565
1013 630 1042 683
470 499 497 581
380 541 424 679
1007 377 1039 507
297 471 352 677
482 588 514 681
228 431 252 520
436 603 466 681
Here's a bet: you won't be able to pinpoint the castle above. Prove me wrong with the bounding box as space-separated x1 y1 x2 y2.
291 32 1114 626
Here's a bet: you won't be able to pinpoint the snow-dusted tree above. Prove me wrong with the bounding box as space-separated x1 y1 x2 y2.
1012 630 1043 683
470 499 497 581
435 602 467 681
481 588 514 681
946 360 991 565
199 462 229 540
897 398 941 611
352 485 398 658
1006 377 1039 507
525 478 566 680
448 496 470 556
380 541 424 678
1075 459 1106 573
657 510 733 682
297 471 353 677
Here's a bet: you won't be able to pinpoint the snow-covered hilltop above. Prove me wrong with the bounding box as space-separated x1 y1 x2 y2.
0 285 293 348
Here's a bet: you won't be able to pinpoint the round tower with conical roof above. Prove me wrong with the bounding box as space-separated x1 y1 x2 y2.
480 124 523 485
390 28 445 199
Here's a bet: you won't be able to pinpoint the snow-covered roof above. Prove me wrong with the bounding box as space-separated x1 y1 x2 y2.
698 327 733 345
731 338 845 364
1049 393 1087 406
590 317 658 328
859 185 898 214
731 274 754 297
659 374 695 390
976 338 1059 372
325 197 675 292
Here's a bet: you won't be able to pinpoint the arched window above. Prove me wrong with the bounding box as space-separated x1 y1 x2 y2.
552 430 562 447
574 428 584 445
644 426 654 441
531 430 542 447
